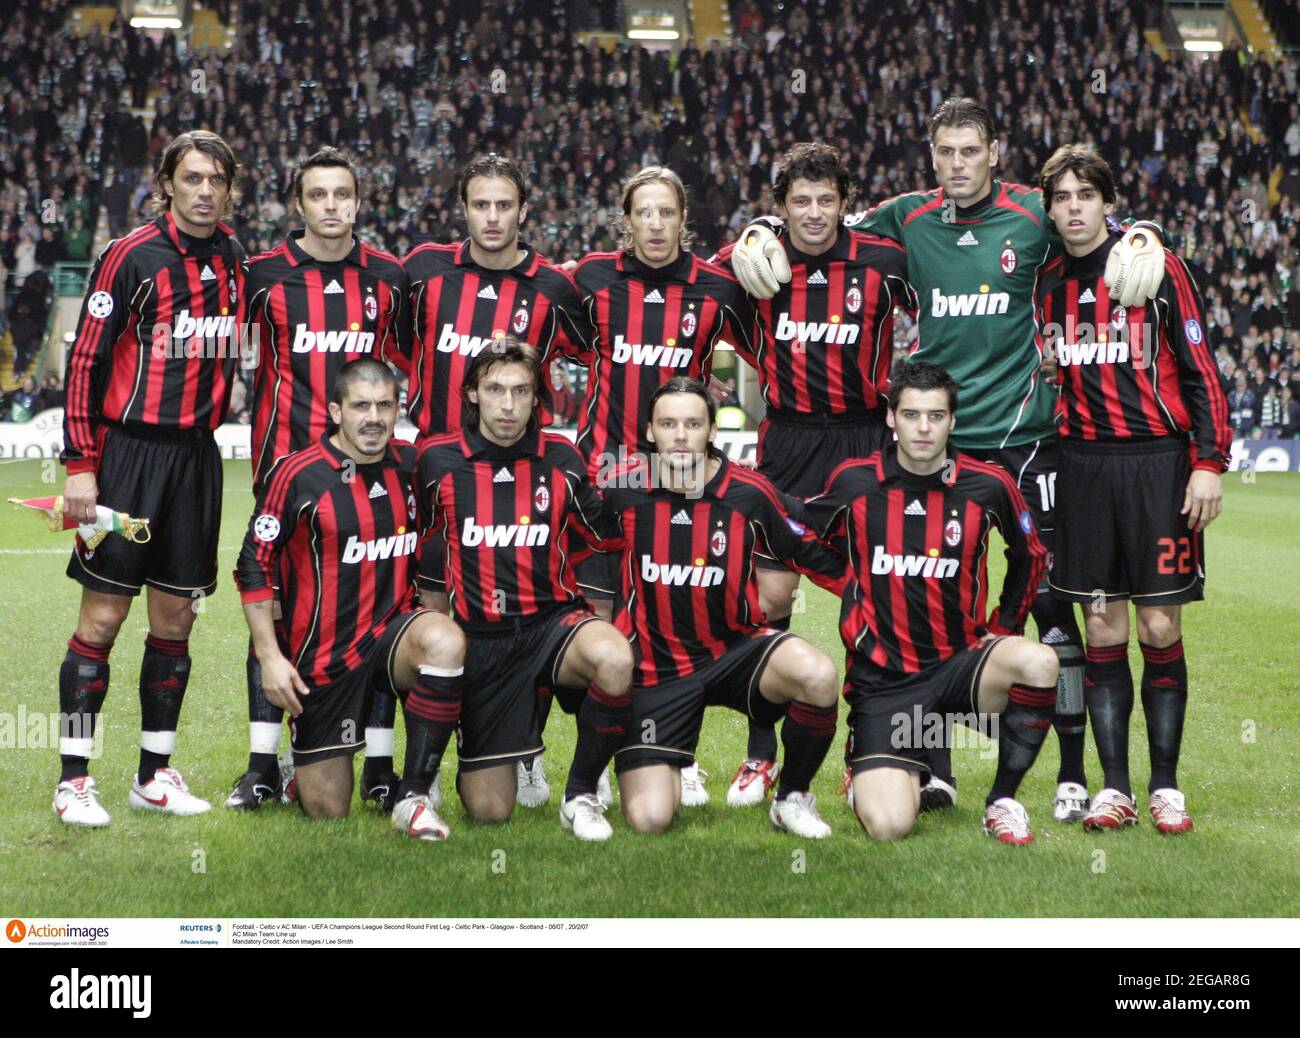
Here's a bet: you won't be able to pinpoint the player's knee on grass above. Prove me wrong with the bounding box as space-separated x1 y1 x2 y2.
1135 606 1181 648
459 766 515 823
622 789 675 834
855 795 916 842
76 590 131 646
296 759 353 819
853 770 918 842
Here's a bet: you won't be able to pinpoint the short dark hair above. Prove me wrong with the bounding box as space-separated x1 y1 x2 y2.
333 358 397 405
650 376 716 426
461 336 544 434
1039 144 1117 205
928 96 996 147
773 141 852 207
888 361 959 413
293 146 360 204
458 153 529 207
151 130 240 216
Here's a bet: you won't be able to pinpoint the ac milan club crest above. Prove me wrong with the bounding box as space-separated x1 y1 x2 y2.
1111 305 1127 328
846 286 862 314
944 519 962 547
364 295 378 321
710 529 727 557
1000 248 1017 274
513 306 530 335
534 484 550 513
681 310 697 338
407 493 417 521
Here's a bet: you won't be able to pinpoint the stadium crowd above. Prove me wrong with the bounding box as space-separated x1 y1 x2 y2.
0 0 1298 434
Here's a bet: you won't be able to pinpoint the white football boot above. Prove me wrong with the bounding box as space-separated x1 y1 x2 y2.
129 767 212 815
53 775 111 827
769 791 832 839
1052 781 1090 822
392 793 450 841
679 763 709 807
560 793 613 841
516 756 551 808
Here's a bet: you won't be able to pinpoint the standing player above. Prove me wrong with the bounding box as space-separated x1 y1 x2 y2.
732 98 1167 820
1036 146 1230 833
414 339 635 841
236 359 466 837
803 363 1058 843
53 130 244 826
405 154 596 808
711 142 914 807
606 378 845 838
228 147 411 812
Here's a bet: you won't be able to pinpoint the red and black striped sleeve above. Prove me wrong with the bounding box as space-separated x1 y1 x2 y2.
60 232 146 473
973 461 1047 635
235 452 307 601
735 471 846 594
1161 254 1233 472
543 265 598 365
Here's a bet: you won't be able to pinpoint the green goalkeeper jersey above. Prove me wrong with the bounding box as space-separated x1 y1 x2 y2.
848 180 1060 450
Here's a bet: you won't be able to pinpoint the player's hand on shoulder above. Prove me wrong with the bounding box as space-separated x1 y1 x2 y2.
735 454 758 470
1104 224 1165 307
1181 469 1222 531
64 471 98 525
260 654 310 717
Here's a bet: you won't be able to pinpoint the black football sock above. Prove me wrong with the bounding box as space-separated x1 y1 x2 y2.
987 684 1056 803
564 684 631 800
1085 642 1134 798
362 687 398 783
395 667 462 800
59 634 112 782
775 701 836 799
1140 640 1189 793
246 640 282 775
746 719 779 763
926 736 956 788
1031 595 1088 785
138 634 191 784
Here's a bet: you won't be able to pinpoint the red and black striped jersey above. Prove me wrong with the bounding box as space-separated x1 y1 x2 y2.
803 446 1046 680
61 212 246 474
601 450 845 686
1035 235 1232 472
571 249 755 479
234 435 420 686
712 230 914 417
246 231 410 492
413 425 612 631
403 239 594 436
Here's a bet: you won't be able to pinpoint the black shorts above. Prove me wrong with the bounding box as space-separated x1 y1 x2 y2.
1051 437 1205 605
417 537 447 597
843 638 1004 778
457 607 599 773
67 423 222 597
614 631 792 773
290 608 429 765
758 411 891 498
574 547 622 602
964 436 1059 549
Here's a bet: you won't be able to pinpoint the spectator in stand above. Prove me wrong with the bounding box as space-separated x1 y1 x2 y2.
1281 386 1300 437
1228 373 1259 436
1260 384 1282 435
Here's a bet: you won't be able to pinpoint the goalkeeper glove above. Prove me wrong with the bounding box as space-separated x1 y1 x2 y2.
730 216 791 299
1104 222 1165 307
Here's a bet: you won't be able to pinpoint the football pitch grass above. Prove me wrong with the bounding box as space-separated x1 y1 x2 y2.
1 459 1296 918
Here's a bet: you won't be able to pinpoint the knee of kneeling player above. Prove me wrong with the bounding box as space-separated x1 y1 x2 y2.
300 793 351 820
857 801 915 842
623 795 673 834
466 797 513 824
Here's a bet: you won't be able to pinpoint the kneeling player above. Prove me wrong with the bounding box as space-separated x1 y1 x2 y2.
415 338 634 841
803 363 1059 843
235 360 466 838
606 378 845 838
1037 146 1230 833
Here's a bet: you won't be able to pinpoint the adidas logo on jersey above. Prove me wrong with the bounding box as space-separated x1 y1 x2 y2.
1078 288 1096 304
930 288 1011 318
904 499 927 516
200 265 216 281
342 531 418 564
436 325 494 357
324 279 344 294
493 467 515 483
871 545 958 578
773 313 860 345
670 509 692 525
611 334 693 368
644 289 665 303
461 517 550 547
806 269 828 285
956 230 979 246
292 325 376 353
368 482 387 499
640 556 724 587
477 284 498 300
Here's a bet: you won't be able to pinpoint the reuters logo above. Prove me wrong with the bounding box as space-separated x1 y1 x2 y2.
6 919 26 943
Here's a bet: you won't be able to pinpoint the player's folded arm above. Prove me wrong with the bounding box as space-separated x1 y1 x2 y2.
985 478 1048 634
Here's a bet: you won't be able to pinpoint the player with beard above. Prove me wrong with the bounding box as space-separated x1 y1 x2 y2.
228 147 411 813
236 359 466 837
711 142 914 808
414 339 635 841
603 378 845 838
731 98 1168 823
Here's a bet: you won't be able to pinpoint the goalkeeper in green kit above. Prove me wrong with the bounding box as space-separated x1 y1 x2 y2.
730 97 1168 832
